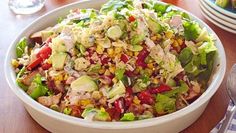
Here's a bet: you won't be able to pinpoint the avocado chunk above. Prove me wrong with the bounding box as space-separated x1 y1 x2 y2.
51 52 67 70
215 0 229 8
107 25 123 40
70 75 98 92
51 37 67 53
146 17 162 34
108 80 126 98
130 34 145 45
41 30 53 42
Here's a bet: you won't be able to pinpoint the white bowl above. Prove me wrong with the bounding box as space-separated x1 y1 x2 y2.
4 0 226 133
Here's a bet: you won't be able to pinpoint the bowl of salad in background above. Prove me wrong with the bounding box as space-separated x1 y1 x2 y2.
5 0 226 133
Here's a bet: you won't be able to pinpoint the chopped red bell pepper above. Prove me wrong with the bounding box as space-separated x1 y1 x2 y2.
36 46 52 60
129 15 136 22
41 63 52 70
120 54 129 63
27 57 43 71
137 91 154 105
149 84 172 94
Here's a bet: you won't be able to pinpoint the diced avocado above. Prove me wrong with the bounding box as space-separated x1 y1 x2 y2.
128 44 143 52
146 17 162 34
107 25 123 40
108 80 126 98
51 52 67 70
196 28 209 42
94 110 111 121
51 37 66 53
215 0 229 8
130 34 145 45
70 75 98 92
81 108 98 118
167 78 176 87
41 30 53 42
120 113 135 121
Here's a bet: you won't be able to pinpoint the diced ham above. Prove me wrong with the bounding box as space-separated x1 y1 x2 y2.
22 70 39 86
37 93 62 107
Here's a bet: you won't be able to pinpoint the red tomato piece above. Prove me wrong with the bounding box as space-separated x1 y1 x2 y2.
129 15 136 22
149 84 172 94
137 91 155 105
120 54 129 63
41 63 52 70
27 57 43 71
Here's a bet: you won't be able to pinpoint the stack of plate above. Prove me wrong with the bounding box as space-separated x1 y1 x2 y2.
199 0 236 34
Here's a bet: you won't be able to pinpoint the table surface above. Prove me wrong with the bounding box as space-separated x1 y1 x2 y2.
0 0 235 132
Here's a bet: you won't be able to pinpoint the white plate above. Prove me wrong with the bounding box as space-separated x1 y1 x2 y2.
200 1 236 30
200 0 236 24
203 0 236 19
200 4 236 34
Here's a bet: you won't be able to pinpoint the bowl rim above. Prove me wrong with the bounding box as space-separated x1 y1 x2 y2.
4 0 226 129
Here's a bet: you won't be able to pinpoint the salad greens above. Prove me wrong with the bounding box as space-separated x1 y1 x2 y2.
12 0 217 122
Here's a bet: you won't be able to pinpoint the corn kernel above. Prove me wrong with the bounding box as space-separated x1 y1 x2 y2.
104 69 111 76
173 40 179 47
156 34 162 40
165 30 173 39
11 59 19 68
112 77 118 83
133 96 141 105
54 74 63 81
64 74 69 80
114 47 122 54
134 51 139 56
55 80 61 85
100 107 105 112
109 66 116 74
92 91 102 100
80 99 91 106
99 68 105 74
177 38 183 46
152 78 159 84
147 63 154 69
151 36 157 41
126 51 133 56
107 48 114 56
96 45 104 54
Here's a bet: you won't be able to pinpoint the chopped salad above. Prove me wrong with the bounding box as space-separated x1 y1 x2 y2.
12 0 217 121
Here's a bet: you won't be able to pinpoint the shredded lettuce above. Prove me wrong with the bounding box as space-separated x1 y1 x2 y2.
16 37 27 58
100 0 133 14
163 81 189 97
178 47 193 66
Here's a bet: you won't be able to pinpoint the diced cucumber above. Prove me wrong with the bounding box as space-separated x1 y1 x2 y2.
71 75 98 92
107 25 123 40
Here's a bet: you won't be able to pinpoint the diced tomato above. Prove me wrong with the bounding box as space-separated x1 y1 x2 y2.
136 48 149 68
126 87 133 96
36 46 52 60
27 57 43 71
149 84 172 94
70 105 82 118
129 15 136 22
120 54 129 63
137 91 154 105
106 108 120 121
41 63 52 70
124 96 133 108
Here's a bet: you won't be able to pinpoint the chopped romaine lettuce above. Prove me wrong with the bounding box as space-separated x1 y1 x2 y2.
178 47 193 66
120 112 135 121
155 94 176 115
153 3 170 15
163 81 189 97
183 20 201 41
16 37 27 58
115 68 125 80
198 41 217 65
100 0 133 14
27 74 48 99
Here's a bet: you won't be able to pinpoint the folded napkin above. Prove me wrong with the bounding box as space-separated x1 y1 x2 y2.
211 101 236 133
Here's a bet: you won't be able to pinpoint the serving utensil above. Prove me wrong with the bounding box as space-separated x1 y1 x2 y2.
218 64 236 133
